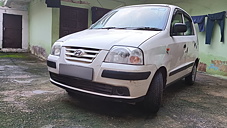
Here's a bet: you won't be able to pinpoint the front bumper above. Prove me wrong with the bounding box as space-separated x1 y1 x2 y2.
50 72 130 97
47 53 157 99
50 77 145 103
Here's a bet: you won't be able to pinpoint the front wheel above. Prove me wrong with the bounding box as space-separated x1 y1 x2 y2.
143 72 164 113
185 65 197 85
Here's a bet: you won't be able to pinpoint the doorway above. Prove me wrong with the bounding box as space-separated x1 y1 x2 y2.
3 14 22 48
60 6 88 38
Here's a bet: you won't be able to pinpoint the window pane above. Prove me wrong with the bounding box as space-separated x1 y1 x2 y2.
184 16 194 35
92 6 170 30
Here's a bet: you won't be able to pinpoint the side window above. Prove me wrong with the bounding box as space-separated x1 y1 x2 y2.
183 15 194 35
171 12 183 36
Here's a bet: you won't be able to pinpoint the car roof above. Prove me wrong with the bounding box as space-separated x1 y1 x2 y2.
117 4 178 9
116 4 189 16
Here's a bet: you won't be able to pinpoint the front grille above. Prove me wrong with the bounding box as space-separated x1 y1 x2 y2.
50 72 130 96
64 46 100 63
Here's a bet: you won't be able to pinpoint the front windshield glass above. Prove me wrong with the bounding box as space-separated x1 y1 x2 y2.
91 6 170 30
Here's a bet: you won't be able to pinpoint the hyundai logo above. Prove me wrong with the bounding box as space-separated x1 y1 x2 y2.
74 49 84 57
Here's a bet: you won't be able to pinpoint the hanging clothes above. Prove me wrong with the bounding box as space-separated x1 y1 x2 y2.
191 15 207 32
206 11 226 44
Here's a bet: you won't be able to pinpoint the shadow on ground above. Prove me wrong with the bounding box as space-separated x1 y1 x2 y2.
62 80 189 117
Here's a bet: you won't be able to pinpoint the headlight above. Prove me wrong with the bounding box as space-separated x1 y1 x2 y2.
105 46 144 65
51 42 62 56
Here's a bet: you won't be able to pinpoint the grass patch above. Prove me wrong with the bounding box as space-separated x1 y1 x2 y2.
0 53 27 59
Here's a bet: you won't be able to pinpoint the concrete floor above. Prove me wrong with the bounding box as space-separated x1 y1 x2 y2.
0 53 227 128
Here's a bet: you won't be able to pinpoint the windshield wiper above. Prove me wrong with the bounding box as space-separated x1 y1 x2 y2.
133 27 162 31
101 27 117 29
97 27 162 31
100 27 128 30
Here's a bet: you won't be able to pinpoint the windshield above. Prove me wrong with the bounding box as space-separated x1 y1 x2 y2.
91 6 170 30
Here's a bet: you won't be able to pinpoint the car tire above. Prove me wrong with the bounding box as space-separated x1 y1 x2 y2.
143 71 164 113
185 64 197 85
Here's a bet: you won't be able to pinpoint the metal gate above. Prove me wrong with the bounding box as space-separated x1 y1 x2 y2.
60 6 88 38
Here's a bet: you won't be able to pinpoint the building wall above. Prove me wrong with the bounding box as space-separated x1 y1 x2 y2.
0 7 28 50
141 0 227 76
0 1 3 6
52 8 60 46
29 0 52 59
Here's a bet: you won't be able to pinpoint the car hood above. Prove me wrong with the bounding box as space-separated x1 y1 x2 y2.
58 29 160 50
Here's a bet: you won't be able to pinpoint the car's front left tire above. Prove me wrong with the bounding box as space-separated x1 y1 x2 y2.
142 71 164 113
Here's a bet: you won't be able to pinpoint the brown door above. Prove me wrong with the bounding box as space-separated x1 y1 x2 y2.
3 14 22 48
91 7 111 23
60 6 88 38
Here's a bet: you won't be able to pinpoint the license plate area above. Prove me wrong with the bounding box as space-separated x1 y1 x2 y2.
59 64 93 80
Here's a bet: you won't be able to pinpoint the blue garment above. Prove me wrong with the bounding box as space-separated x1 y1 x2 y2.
206 11 226 44
191 15 207 32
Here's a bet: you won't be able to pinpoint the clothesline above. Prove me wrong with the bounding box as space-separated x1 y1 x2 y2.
191 11 226 45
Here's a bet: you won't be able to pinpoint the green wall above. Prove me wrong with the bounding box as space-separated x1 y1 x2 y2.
29 0 52 59
0 1 3 6
52 8 60 46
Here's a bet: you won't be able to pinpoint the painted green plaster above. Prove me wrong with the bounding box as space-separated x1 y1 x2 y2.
0 2 3 6
52 8 60 45
29 0 52 57
199 53 227 76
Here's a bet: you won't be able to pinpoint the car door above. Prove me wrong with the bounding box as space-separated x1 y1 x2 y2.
168 9 190 83
182 13 199 72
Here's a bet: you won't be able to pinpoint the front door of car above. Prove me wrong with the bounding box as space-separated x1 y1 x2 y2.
182 13 199 69
168 10 191 82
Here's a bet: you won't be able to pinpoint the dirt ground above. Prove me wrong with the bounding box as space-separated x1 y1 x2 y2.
0 53 226 128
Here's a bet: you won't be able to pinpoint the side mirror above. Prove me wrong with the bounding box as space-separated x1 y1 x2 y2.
173 23 187 33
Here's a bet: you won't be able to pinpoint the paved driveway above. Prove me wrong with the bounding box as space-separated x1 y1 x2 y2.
0 53 227 128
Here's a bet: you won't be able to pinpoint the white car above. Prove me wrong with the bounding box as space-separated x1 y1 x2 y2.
47 4 199 113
